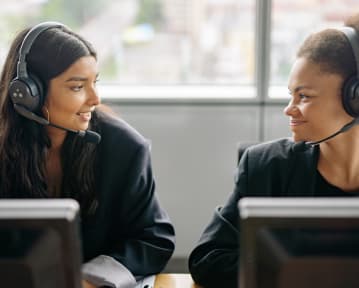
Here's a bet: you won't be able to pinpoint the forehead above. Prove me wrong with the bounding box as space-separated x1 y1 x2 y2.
56 56 98 79
288 57 343 91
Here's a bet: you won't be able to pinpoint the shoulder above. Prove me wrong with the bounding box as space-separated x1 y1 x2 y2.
96 110 149 150
246 138 298 160
243 138 312 163
236 138 317 197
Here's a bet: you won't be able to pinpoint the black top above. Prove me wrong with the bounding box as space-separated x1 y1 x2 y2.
0 111 175 287
80 112 175 279
316 170 359 196
188 138 359 288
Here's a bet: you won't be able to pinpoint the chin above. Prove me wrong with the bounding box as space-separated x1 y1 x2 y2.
78 124 90 131
291 134 305 143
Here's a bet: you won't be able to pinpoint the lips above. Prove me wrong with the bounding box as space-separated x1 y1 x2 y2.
289 119 306 126
77 111 92 121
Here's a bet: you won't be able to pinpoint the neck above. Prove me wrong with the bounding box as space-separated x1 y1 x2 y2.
318 128 359 191
320 126 359 158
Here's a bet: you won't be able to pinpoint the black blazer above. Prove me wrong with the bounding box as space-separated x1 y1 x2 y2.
188 138 324 288
81 112 175 279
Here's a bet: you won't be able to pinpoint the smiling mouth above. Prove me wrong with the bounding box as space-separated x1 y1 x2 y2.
77 111 92 121
77 111 91 116
290 120 306 126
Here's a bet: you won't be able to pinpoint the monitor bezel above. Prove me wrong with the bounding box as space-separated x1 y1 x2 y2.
238 197 359 288
0 199 82 288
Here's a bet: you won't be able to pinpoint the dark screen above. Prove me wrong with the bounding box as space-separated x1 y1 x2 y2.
0 227 66 288
256 228 359 288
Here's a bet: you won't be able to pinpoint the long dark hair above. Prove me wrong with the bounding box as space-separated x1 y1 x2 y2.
0 24 100 215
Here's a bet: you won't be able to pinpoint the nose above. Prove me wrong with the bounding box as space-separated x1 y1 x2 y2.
87 86 101 106
283 99 297 116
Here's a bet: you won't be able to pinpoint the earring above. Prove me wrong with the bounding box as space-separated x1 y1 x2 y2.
43 106 50 122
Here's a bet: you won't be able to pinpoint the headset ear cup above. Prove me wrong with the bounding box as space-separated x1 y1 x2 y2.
342 76 359 117
9 74 44 112
8 22 63 115
30 73 44 107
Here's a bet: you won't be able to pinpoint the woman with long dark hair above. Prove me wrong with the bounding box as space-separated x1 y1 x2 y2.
0 22 175 288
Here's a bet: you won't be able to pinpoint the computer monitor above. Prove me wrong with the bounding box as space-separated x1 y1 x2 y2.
238 197 359 288
0 199 82 288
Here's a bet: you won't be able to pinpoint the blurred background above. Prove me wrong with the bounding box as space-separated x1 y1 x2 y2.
1 0 358 271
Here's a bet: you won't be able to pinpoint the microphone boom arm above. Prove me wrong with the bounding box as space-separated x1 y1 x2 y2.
13 104 101 144
307 118 359 146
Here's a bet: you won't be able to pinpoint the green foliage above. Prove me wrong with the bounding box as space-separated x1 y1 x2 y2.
135 0 164 28
38 0 111 28
2 15 28 38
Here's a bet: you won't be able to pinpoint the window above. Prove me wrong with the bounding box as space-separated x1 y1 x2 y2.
269 0 359 99
1 1 358 100
0 0 255 99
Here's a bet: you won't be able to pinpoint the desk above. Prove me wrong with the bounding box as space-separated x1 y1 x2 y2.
154 274 202 288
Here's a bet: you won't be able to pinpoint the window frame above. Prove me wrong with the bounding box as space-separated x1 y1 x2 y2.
98 0 282 105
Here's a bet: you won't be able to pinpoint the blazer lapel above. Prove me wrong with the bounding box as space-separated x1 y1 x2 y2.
286 143 319 196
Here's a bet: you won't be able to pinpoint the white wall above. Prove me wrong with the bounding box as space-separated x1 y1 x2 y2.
106 102 290 258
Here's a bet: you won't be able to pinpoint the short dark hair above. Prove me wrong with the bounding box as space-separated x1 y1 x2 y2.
297 13 359 80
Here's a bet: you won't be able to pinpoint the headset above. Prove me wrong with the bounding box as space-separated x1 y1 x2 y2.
339 26 359 118
8 21 64 112
298 26 359 147
7 21 101 144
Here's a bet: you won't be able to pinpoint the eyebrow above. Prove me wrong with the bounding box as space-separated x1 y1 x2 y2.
65 73 100 82
288 85 314 94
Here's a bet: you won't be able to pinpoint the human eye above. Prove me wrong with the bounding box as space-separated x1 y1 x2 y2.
298 93 310 100
70 85 83 92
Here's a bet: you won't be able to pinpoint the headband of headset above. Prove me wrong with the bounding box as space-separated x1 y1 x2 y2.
336 26 359 117
16 21 65 79
9 22 65 112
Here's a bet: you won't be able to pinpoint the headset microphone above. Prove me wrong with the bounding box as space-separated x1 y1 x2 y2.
14 104 101 144
306 118 359 146
8 22 101 145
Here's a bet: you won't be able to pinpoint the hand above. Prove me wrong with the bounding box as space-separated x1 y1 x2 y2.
82 280 97 288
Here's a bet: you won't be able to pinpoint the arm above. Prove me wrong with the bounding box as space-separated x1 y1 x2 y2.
188 139 302 288
83 141 175 288
188 151 249 288
111 141 175 276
